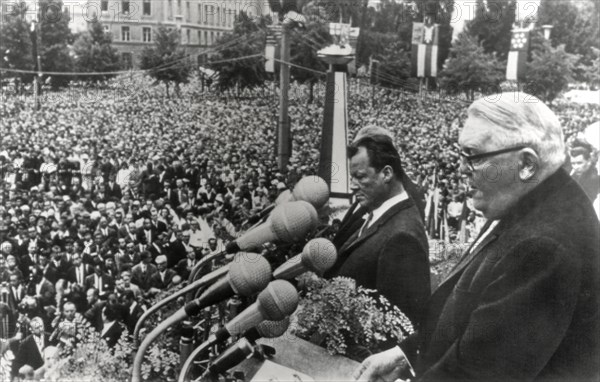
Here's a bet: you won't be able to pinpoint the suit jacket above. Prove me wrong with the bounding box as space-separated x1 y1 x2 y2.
84 274 115 296
167 240 188 268
12 333 49 374
327 198 430 325
66 264 92 286
149 269 177 290
572 166 599 202
131 263 158 291
101 321 123 348
410 169 599 381
125 302 145 334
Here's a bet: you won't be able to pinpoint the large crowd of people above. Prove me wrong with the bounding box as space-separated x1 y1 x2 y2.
0 75 598 380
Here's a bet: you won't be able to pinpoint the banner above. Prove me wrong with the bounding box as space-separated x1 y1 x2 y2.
506 28 530 81
411 21 439 78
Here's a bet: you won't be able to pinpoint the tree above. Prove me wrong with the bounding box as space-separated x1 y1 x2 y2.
139 25 191 97
537 0 599 81
0 3 34 86
208 12 268 93
466 0 516 60
73 18 121 83
523 38 579 103
38 0 74 89
290 20 331 103
438 32 504 100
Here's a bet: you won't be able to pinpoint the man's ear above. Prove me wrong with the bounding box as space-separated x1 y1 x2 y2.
518 148 540 182
381 165 394 183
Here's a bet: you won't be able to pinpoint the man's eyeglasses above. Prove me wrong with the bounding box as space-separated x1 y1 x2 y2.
457 144 526 172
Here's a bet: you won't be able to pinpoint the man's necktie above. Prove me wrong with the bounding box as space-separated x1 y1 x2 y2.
358 212 374 238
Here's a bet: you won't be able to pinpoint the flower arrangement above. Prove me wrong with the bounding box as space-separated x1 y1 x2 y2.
291 274 414 357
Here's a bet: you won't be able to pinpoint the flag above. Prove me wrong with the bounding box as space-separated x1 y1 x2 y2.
506 28 530 81
411 22 439 78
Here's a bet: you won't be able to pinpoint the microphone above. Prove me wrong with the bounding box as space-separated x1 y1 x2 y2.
204 319 291 377
233 201 318 252
205 280 299 347
273 238 337 279
177 318 291 382
206 337 256 376
244 176 328 229
243 317 290 343
184 254 272 317
292 176 329 210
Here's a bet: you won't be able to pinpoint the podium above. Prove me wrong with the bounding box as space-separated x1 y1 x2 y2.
231 335 359 381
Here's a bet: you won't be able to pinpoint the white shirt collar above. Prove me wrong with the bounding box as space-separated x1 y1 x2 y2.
367 190 409 229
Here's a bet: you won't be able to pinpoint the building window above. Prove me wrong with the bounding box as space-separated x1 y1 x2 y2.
204 31 208 45
122 0 129 14
197 4 201 23
121 26 130 41
122 52 132 69
177 0 181 13
197 30 201 45
168 0 172 19
101 0 108 11
186 29 190 44
143 0 151 15
186 1 190 21
143 27 151 42
210 31 214 44
216 6 219 26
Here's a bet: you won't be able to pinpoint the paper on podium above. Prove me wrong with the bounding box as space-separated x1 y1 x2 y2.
233 335 359 381
251 360 315 382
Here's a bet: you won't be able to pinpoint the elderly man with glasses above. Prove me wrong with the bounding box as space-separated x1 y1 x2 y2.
355 92 599 382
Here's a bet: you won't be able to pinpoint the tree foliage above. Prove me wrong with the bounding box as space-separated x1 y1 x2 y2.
466 0 516 60
73 18 121 83
208 12 269 92
38 0 74 89
0 3 34 84
139 25 191 97
438 32 504 100
290 20 331 103
523 37 579 103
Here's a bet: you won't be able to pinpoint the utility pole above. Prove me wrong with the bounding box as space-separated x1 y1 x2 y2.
30 21 42 111
277 23 291 173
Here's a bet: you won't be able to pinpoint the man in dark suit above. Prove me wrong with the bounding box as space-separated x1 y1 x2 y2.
569 143 599 202
100 305 123 348
66 252 91 288
12 317 48 377
326 132 430 325
148 255 177 294
130 251 157 292
356 92 600 381
84 264 114 300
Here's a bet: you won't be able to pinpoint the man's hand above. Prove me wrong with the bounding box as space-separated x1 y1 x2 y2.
353 346 412 382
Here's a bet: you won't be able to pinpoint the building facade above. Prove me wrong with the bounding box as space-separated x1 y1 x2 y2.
91 0 269 68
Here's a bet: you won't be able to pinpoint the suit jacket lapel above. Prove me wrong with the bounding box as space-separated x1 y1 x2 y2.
339 199 413 255
436 221 502 289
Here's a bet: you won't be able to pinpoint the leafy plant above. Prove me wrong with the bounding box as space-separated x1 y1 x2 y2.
292 275 414 356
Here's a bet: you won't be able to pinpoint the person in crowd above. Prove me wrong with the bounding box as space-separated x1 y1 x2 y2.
13 317 48 378
569 143 599 201
325 128 431 326
355 92 599 381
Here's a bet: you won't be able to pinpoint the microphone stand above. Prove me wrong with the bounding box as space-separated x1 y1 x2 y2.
177 336 215 382
132 254 229 341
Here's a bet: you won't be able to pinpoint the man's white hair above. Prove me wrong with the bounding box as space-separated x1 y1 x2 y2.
468 92 566 176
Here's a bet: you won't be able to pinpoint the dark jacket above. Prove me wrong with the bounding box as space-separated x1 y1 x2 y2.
409 169 599 381
327 197 431 325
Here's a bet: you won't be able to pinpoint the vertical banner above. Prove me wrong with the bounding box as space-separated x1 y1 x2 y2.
411 21 439 78
506 28 530 81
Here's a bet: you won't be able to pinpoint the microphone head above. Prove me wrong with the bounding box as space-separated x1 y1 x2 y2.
257 280 299 321
301 238 337 275
275 189 295 205
295 200 319 228
256 317 290 339
229 254 272 296
270 201 318 243
292 176 329 209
